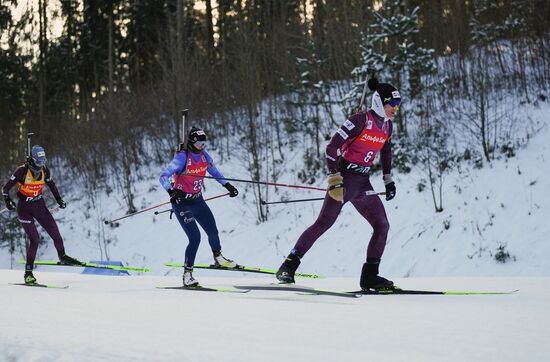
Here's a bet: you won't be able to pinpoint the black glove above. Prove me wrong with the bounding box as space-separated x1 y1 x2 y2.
223 182 239 198
168 188 185 204
56 198 67 209
385 182 396 201
4 197 16 211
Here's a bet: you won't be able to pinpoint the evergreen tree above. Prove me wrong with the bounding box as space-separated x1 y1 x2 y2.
341 0 436 135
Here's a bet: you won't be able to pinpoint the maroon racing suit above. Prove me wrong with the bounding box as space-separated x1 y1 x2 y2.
2 165 66 268
292 109 393 261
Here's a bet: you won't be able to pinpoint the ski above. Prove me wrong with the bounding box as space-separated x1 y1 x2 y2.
164 262 321 279
234 284 360 298
20 260 151 273
348 287 519 295
156 286 250 293
10 282 69 289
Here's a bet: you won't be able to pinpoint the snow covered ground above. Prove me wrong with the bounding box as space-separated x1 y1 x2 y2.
1 270 549 362
2 100 547 279
1 89 549 361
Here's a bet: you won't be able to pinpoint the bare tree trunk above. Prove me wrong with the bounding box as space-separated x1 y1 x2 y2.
175 0 184 141
38 0 48 133
246 104 267 222
479 74 490 162
108 7 114 94
205 0 215 63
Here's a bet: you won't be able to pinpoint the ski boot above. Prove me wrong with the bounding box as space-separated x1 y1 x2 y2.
213 251 237 268
360 258 394 291
276 253 301 284
58 253 84 266
182 268 199 287
24 270 37 285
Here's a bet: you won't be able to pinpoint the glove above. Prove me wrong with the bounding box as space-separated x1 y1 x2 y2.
327 172 344 202
56 198 67 209
4 197 16 211
168 188 185 204
223 182 239 198
385 182 396 201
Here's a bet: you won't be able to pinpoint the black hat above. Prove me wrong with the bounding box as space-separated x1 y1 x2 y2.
188 126 206 144
186 126 207 153
368 78 401 105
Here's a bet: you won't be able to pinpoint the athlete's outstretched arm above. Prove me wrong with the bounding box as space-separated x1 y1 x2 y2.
2 167 25 198
203 151 228 186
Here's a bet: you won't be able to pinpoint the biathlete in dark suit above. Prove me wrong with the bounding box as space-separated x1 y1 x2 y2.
276 78 402 291
2 145 83 284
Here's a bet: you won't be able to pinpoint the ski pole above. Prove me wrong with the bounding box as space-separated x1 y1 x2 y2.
106 193 231 224
153 193 230 215
152 192 230 215
203 192 230 202
183 174 327 192
104 201 171 225
261 191 386 205
261 197 325 205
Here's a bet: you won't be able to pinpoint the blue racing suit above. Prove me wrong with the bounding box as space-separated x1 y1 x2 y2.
159 150 228 267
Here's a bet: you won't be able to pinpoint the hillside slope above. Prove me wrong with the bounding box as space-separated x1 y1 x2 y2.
1 103 548 279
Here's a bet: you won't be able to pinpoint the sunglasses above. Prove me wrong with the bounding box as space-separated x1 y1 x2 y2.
194 140 207 150
389 99 401 110
33 157 47 167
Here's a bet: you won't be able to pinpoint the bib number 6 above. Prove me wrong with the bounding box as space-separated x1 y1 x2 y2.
363 151 374 163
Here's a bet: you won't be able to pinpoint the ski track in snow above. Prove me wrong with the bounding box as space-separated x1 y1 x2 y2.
1 271 549 362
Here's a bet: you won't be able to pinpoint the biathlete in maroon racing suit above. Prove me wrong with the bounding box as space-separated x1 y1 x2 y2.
2 145 83 285
159 127 240 287
276 78 402 291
